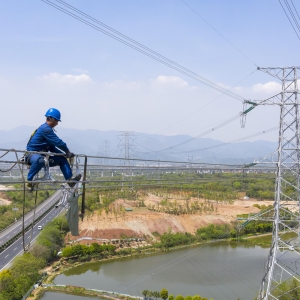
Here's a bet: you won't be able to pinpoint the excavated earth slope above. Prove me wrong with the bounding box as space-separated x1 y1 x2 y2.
66 194 273 242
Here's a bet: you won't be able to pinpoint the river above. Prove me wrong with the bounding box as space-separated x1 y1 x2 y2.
44 242 269 300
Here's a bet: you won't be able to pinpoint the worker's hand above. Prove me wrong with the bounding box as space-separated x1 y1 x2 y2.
66 151 75 158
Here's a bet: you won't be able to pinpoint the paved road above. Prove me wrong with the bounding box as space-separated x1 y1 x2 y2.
0 190 61 247
0 204 65 270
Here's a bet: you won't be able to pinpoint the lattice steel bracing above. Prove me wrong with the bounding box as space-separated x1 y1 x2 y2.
255 67 300 299
117 131 137 191
117 131 137 166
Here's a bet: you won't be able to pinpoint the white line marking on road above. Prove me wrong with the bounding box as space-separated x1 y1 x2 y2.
13 247 17 251
5 255 8 258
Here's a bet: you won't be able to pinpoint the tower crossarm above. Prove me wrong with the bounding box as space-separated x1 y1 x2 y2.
246 91 300 106
257 66 300 80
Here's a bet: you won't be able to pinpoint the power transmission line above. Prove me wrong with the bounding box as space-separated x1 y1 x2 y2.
291 0 300 21
0 148 247 167
284 0 300 31
278 0 300 40
155 69 256 135
181 0 258 67
41 0 245 102
172 126 278 154
136 112 242 153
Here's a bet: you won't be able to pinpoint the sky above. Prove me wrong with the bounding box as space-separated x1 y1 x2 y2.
1 0 299 144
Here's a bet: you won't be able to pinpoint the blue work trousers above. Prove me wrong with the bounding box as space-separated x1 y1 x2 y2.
27 154 72 181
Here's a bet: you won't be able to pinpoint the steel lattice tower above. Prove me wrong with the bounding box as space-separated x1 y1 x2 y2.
252 67 300 299
117 131 137 165
102 140 110 165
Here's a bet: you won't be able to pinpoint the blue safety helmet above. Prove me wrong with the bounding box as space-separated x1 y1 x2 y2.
45 108 61 122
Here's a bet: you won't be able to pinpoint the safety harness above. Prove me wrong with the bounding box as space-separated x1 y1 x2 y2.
23 127 39 166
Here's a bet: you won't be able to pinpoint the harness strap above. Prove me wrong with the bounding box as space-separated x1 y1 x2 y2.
25 125 43 166
25 153 34 165
27 128 39 148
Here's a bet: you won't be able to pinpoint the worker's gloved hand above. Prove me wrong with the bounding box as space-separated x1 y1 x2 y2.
66 151 75 158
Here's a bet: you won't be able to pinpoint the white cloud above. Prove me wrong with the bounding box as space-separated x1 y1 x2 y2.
252 81 281 93
217 82 230 89
0 74 279 142
39 72 92 84
152 75 193 89
101 76 194 91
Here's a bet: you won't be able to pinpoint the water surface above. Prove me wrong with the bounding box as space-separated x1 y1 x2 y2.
42 292 98 299
53 243 269 300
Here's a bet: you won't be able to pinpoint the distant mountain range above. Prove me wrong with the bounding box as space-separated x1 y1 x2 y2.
0 126 277 164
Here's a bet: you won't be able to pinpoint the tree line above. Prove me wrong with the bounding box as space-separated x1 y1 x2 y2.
142 288 212 300
0 216 68 300
81 172 277 215
0 187 54 231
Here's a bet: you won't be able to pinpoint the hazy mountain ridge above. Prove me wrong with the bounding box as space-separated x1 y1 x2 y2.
0 126 277 164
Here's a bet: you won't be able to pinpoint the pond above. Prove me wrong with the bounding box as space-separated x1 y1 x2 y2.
49 242 269 300
42 292 99 299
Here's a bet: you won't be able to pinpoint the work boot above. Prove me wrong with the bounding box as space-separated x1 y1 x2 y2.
67 174 82 188
26 182 38 192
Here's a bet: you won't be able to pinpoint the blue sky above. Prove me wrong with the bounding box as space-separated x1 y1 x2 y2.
1 0 299 142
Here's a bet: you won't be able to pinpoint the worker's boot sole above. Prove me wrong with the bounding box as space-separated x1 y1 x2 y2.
67 174 82 188
26 182 39 192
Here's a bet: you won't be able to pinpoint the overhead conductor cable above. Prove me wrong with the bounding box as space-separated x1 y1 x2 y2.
41 0 244 102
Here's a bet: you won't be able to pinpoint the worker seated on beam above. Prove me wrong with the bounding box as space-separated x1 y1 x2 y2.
25 108 81 190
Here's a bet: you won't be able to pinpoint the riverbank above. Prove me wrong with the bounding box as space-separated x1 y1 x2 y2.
31 284 142 300
29 234 271 300
29 240 217 299
36 240 269 300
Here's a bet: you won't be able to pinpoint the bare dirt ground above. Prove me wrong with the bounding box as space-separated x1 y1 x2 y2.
0 186 13 205
0 185 14 191
66 193 274 243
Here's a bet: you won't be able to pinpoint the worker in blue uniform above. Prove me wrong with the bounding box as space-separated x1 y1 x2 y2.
26 108 81 189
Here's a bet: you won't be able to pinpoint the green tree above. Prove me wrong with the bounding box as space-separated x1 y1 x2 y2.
62 246 74 257
233 181 241 190
0 270 16 300
90 242 101 253
148 291 154 299
52 215 70 232
192 295 202 300
10 252 45 298
11 252 45 283
160 289 169 300
169 294 175 300
142 290 149 299
36 225 63 259
29 244 51 262
185 296 193 300
175 295 184 300
153 291 160 300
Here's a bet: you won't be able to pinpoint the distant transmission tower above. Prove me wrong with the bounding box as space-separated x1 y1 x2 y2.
249 67 300 299
118 131 137 165
97 140 110 165
102 140 110 165
118 131 137 192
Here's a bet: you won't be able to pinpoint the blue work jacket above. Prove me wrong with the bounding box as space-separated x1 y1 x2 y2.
26 123 69 154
